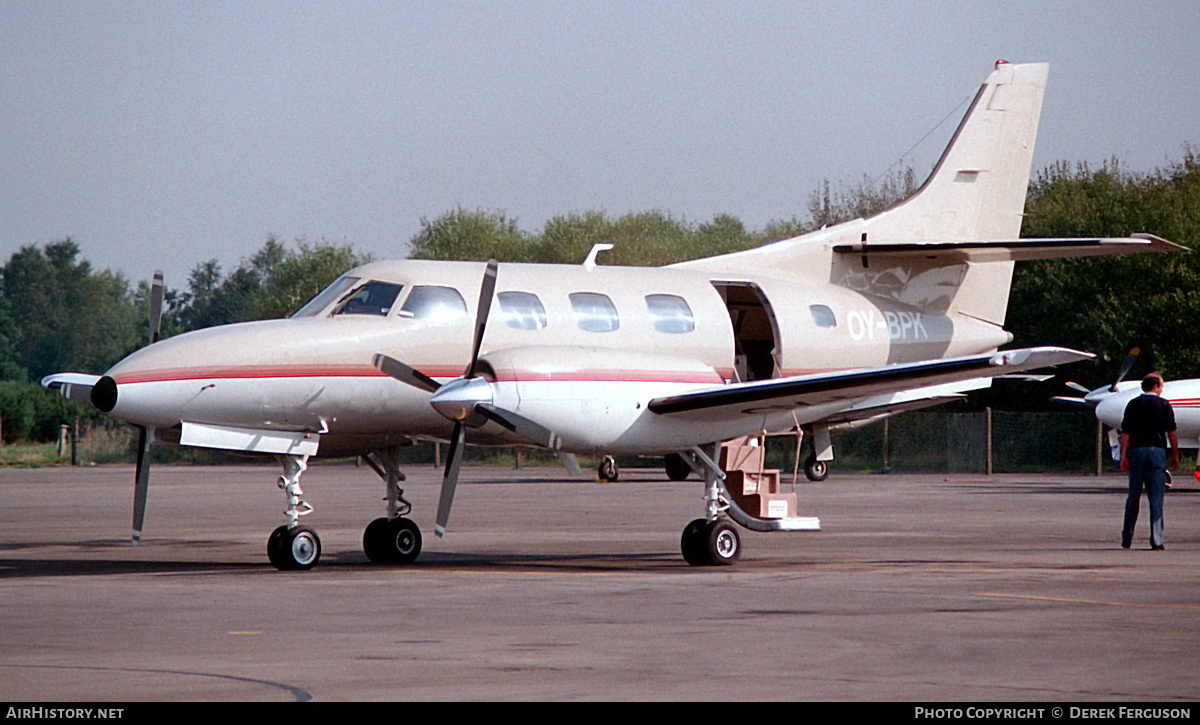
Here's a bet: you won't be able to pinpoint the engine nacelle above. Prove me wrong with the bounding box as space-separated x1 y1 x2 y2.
481 346 725 453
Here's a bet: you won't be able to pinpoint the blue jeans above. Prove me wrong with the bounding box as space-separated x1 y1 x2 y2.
1123 447 1166 547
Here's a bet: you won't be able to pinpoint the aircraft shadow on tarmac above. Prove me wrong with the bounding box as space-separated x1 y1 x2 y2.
0 547 688 579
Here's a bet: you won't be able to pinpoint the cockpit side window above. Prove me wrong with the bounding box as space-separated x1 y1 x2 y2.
645 294 694 333
399 286 468 323
497 291 548 330
570 292 619 332
291 275 362 318
331 281 405 317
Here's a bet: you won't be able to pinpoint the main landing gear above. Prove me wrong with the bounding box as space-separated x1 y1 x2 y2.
360 446 423 565
678 444 742 566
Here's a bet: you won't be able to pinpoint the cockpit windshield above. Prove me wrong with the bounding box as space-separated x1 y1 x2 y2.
331 281 405 316
291 276 361 318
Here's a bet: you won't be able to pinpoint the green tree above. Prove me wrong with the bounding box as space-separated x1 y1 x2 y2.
408 208 532 262
1 239 141 381
175 237 371 331
1008 148 1200 388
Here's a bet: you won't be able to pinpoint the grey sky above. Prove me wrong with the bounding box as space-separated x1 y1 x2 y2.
3 0 1197 289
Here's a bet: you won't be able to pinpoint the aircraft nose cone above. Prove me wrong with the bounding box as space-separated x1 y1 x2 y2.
91 376 118 412
429 377 494 422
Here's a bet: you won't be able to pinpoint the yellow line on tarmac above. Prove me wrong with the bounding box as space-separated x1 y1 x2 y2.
979 592 1200 610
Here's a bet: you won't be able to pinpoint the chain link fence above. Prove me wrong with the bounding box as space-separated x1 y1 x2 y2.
828 409 1108 474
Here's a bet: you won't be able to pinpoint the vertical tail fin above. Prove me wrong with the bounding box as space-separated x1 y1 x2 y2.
865 61 1048 244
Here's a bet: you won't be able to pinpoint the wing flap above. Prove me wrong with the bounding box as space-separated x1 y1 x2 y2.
647 347 1090 417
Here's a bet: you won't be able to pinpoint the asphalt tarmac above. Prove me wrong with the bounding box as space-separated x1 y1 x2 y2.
1 461 1198 702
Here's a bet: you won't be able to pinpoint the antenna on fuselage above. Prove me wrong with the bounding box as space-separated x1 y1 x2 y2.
583 243 613 271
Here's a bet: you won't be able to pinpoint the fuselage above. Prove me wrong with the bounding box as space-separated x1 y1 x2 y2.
99 257 1014 456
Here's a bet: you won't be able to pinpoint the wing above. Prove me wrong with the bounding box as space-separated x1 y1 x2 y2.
647 347 1090 419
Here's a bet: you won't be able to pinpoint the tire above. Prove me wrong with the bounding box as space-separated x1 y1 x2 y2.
267 525 289 569
681 518 709 566
384 517 423 565
363 517 390 563
804 454 829 481
281 526 321 570
599 457 619 482
704 520 740 565
664 453 691 481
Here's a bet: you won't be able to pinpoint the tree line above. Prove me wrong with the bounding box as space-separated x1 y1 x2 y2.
1 147 1196 443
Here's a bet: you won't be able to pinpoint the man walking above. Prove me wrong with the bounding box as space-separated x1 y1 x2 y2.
1120 372 1179 550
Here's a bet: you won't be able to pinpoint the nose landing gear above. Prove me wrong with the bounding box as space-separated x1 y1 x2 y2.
267 454 322 571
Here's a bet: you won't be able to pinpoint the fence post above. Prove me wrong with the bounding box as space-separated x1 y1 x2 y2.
881 418 891 473
986 407 993 476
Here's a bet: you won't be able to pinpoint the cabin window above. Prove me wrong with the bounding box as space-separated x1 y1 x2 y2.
399 286 468 323
497 291 548 330
292 275 362 317
331 280 404 317
645 294 694 333
569 292 619 332
809 304 837 328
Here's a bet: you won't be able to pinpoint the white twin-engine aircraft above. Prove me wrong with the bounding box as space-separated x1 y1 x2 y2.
45 61 1182 570
1056 350 1200 476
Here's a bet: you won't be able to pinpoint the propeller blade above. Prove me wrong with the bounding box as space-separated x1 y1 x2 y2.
466 260 498 378
148 270 164 345
434 422 466 538
1050 395 1094 408
373 353 442 393
1110 347 1140 392
475 403 564 450
132 426 153 543
1064 381 1091 394
556 452 583 476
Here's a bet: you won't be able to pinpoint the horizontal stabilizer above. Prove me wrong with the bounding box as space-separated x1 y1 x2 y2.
833 234 1186 264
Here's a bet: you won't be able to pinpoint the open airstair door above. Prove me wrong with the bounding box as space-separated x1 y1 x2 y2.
713 282 781 383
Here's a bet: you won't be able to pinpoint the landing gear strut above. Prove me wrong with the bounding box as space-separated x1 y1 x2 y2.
360 446 423 565
267 454 321 570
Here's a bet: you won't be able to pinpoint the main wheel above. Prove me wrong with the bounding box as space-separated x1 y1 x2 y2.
680 518 709 566
703 520 740 565
599 456 619 482
363 517 390 563
804 454 829 481
664 453 691 481
364 517 423 565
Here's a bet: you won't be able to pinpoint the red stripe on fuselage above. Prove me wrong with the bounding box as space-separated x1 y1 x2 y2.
111 364 722 386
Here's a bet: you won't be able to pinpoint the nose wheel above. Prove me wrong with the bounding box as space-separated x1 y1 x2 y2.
267 525 322 570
